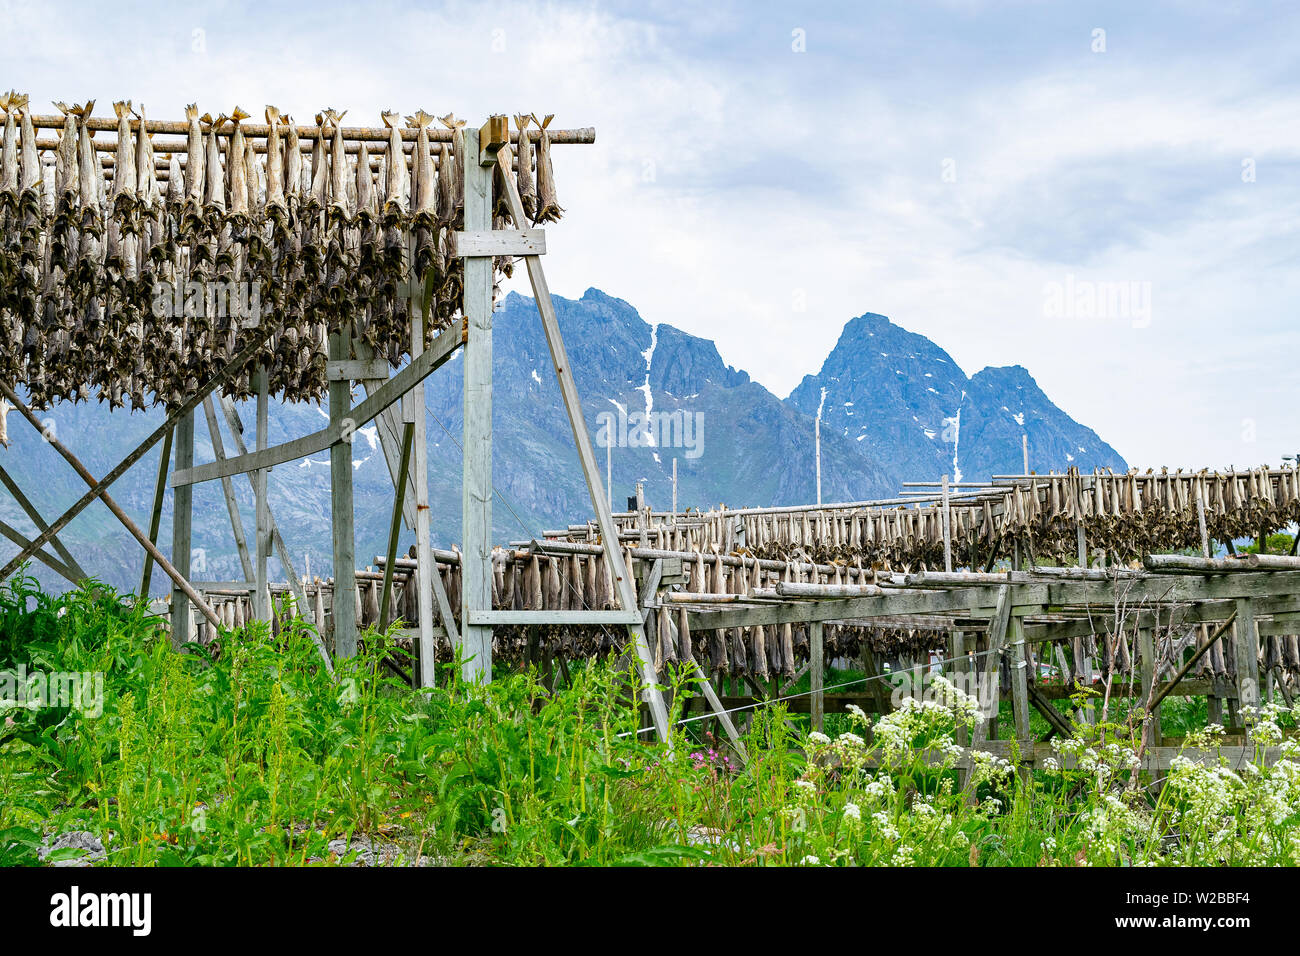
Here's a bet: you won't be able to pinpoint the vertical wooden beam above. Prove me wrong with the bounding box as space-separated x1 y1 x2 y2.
950 629 969 746
973 585 1012 747
216 395 313 626
328 327 358 659
672 457 678 518
254 368 270 621
408 291 441 688
941 474 952 572
810 620 825 731
493 147 671 743
170 408 194 647
201 399 254 586
1233 597 1260 710
1138 626 1161 746
379 421 415 633
137 429 172 598
1007 615 1032 746
461 125 494 683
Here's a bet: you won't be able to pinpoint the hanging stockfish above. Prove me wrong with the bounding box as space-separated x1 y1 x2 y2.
512 114 537 222
530 113 563 223
109 101 137 226
407 110 440 281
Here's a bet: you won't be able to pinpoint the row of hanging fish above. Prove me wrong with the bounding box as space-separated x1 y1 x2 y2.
590 467 1300 569
0 96 564 409
188 549 948 679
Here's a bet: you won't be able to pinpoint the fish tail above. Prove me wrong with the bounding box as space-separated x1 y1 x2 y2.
113 100 132 120
265 105 281 126
381 110 399 129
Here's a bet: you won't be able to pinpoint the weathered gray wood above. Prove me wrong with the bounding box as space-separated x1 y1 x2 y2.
452 227 546 257
1007 613 1032 743
0 521 82 584
409 270 449 686
173 323 463 486
255 368 270 621
171 407 195 645
379 421 414 635
216 394 315 629
1138 626 1161 745
1234 598 1260 709
495 147 671 743
329 327 358 659
776 581 883 599
201 399 255 587
810 620 825 731
0 465 87 584
353 335 418 530
941 474 952 572
972 585 1012 747
460 126 494 682
327 359 391 381
467 609 645 625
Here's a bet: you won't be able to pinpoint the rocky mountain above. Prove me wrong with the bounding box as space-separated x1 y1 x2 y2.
0 292 1125 596
786 312 1125 483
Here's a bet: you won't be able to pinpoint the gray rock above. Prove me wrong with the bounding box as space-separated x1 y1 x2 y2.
39 830 106 867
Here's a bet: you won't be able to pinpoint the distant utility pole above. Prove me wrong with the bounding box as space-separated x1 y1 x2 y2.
815 416 822 506
1022 434 1029 474
606 438 612 510
672 457 678 517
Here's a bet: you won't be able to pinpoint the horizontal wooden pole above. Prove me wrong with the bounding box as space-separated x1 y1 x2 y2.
25 113 595 145
465 609 643 625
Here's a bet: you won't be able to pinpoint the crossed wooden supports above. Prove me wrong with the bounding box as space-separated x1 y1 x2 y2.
0 117 744 747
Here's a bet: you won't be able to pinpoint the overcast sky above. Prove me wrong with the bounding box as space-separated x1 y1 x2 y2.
8 0 1298 469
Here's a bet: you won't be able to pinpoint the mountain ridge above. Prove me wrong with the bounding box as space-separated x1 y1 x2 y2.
0 291 1126 595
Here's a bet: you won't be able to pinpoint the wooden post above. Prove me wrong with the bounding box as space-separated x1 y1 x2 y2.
216 395 314 627
328 327 358 659
170 408 194 647
201 399 254 586
138 428 173 598
409 276 440 687
814 414 822 506
461 125 495 682
493 145 672 743
1007 615 1032 748
606 436 612 511
379 421 415 634
1138 626 1161 746
1233 597 1260 710
810 620 825 731
255 367 270 621
941 474 952 572
973 585 1012 747
1021 434 1029 474
672 457 678 519
950 629 969 746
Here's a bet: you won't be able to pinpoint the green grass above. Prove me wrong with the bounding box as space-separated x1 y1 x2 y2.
2 574 1299 867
